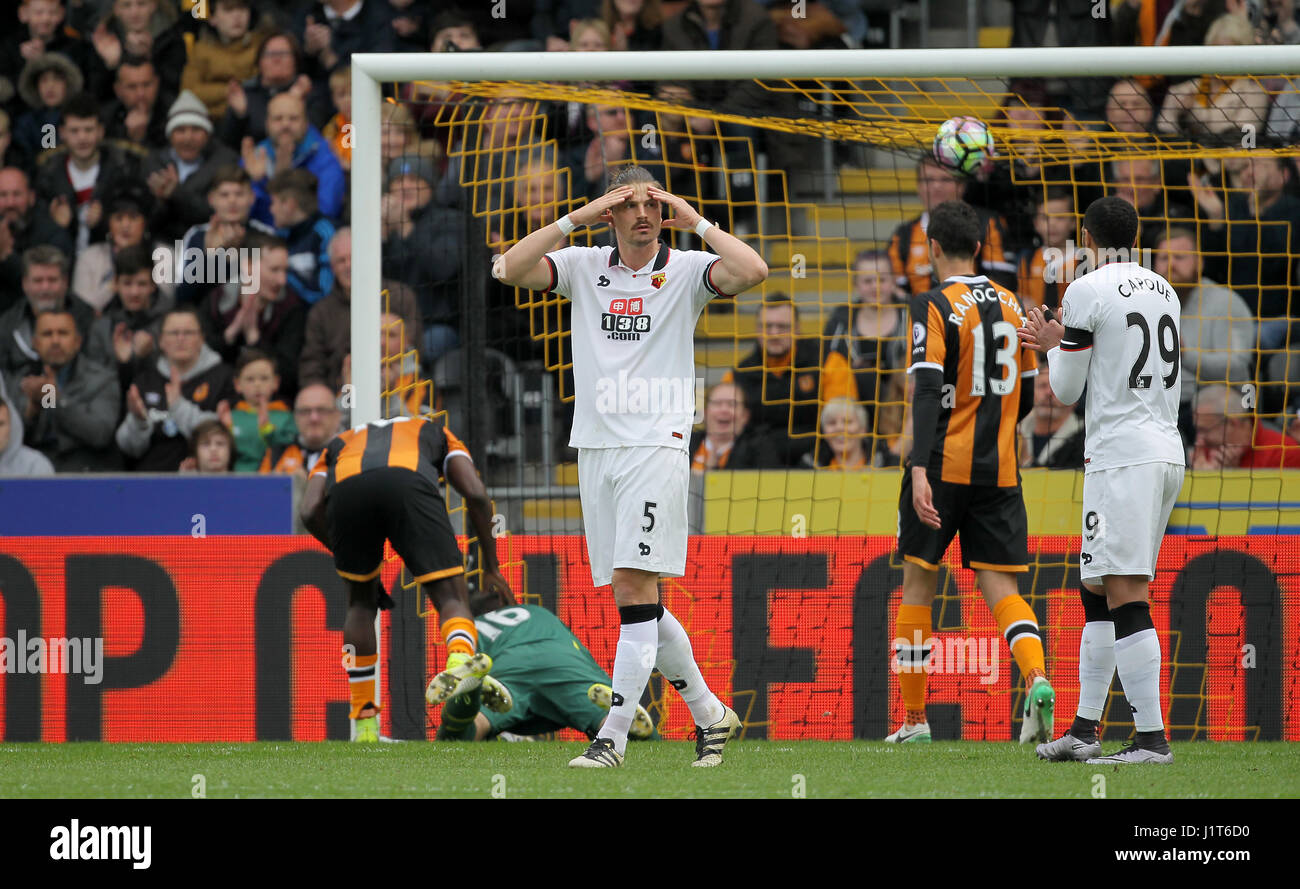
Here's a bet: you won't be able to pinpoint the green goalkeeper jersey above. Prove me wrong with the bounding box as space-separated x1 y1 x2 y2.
472 605 612 738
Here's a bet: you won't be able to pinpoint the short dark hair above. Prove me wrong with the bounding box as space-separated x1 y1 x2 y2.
34 308 77 330
190 419 235 462
22 245 69 279
432 8 477 37
235 347 278 376
926 200 981 259
268 169 319 216
759 293 798 321
1153 225 1197 251
162 305 204 330
242 230 288 253
113 244 156 279
1082 196 1139 249
116 56 155 77
1034 185 1074 210
61 93 102 125
209 165 251 191
606 164 662 192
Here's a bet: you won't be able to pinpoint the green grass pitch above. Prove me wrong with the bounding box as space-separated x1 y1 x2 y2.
2 742 1297 798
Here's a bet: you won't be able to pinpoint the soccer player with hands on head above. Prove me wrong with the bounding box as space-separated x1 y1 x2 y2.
496 166 767 767
1019 196 1184 765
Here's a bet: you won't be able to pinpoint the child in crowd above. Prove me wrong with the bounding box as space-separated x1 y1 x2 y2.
181 418 235 472
221 347 295 471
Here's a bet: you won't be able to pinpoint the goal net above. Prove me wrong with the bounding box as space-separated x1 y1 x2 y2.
353 45 1300 742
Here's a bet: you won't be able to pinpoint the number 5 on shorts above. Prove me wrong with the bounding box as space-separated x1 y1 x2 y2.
642 501 656 532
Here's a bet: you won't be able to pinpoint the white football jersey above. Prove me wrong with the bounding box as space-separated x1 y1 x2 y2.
1056 262 1185 472
545 243 728 449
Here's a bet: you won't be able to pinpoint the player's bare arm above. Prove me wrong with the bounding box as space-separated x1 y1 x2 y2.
300 473 329 547
647 186 768 295
911 466 942 530
445 453 514 603
494 186 635 291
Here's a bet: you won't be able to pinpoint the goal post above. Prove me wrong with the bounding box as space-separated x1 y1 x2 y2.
349 43 1299 426
348 44 1300 742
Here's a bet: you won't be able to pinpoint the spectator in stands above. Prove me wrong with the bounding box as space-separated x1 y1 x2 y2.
889 156 1016 300
144 90 240 244
723 295 857 466
824 249 907 461
174 165 274 306
1019 354 1085 469
1263 0 1300 41
36 92 144 255
89 0 187 97
72 182 158 313
294 0 398 84
217 347 295 472
241 91 345 226
93 243 171 394
1157 14 1269 143
808 396 871 470
1017 187 1077 312
218 32 331 149
260 380 339 474
535 1 601 50
571 104 662 204
267 169 334 306
603 0 664 50
380 101 438 184
0 112 20 173
1105 156 1193 247
321 67 351 172
299 227 422 392
13 52 81 163
179 417 234 472
180 0 266 120
382 155 462 364
200 231 305 400
103 56 171 152
1105 78 1156 134
1114 0 1230 48
659 0 806 205
4 308 121 470
1191 382 1300 469
0 167 75 307
379 309 433 419
116 305 236 471
689 381 780 472
3 0 105 103
0 245 110 376
432 7 483 52
0 380 55 475
1188 152 1300 352
1152 226 1255 439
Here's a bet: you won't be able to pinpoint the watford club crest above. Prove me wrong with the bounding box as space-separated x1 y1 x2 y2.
650 272 666 289
192 382 210 403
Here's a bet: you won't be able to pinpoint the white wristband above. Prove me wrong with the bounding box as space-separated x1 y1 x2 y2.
556 215 576 235
695 218 714 238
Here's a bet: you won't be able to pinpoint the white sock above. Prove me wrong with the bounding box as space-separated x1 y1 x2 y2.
599 619 658 754
656 607 724 727
1077 620 1116 722
1114 627 1164 732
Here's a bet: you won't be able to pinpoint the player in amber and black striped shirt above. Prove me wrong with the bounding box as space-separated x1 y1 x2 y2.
888 200 1055 747
300 415 513 742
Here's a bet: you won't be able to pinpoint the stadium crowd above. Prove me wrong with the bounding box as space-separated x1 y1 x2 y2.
0 0 1298 481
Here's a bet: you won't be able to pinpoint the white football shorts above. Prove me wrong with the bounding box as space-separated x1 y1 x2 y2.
1079 462 1184 582
577 445 689 588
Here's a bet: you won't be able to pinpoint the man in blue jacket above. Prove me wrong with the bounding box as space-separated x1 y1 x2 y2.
240 92 344 226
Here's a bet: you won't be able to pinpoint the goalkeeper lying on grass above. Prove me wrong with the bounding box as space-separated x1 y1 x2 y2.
436 589 655 743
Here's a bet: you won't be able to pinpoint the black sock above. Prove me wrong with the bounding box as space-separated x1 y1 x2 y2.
1135 729 1170 752
1070 716 1100 741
